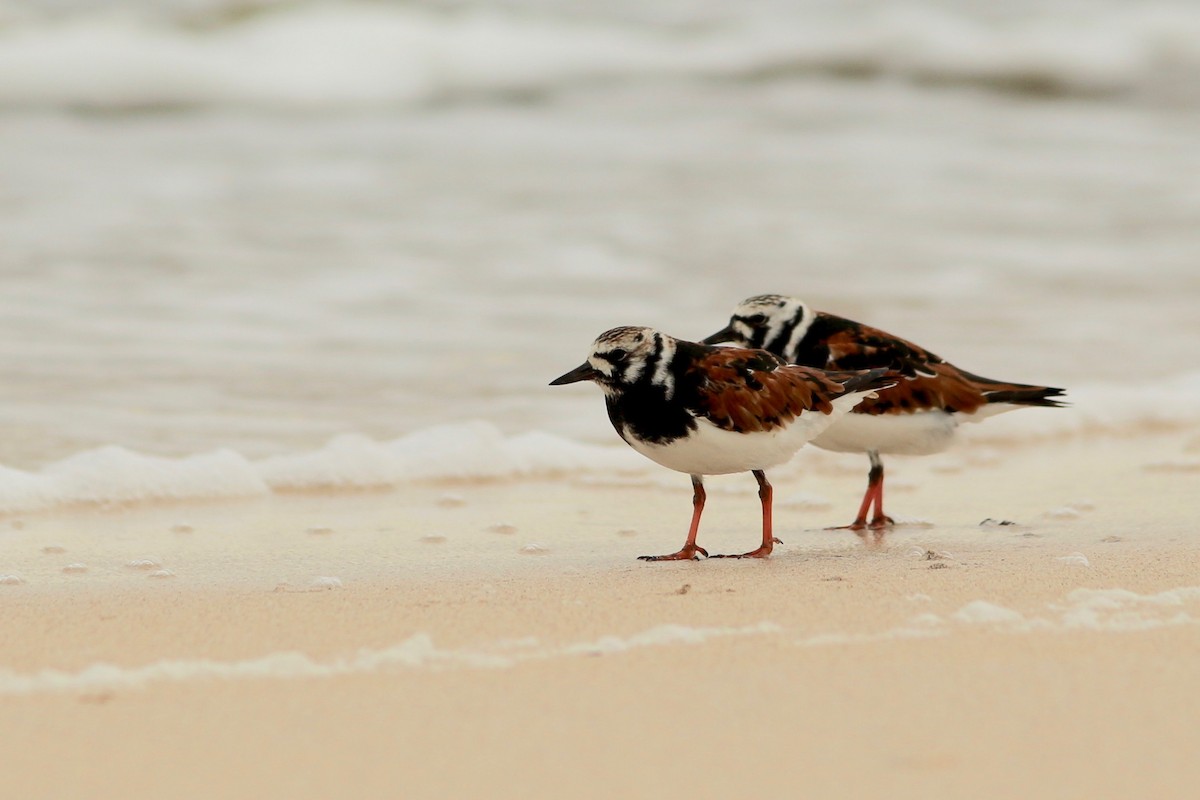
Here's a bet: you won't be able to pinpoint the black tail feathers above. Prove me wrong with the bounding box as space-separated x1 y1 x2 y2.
982 385 1068 408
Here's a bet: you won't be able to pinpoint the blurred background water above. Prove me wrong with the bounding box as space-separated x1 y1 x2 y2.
1 0 1198 467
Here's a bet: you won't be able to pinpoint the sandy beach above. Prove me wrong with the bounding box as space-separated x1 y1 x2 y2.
3 3 1200 797
3 425 1197 799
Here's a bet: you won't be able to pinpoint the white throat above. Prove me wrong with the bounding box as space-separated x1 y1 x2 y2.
778 302 814 360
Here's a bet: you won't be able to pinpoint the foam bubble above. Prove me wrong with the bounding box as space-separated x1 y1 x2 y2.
310 576 342 590
952 601 1026 625
436 493 466 508
911 549 955 562
564 622 781 657
892 515 935 528
1044 506 1082 519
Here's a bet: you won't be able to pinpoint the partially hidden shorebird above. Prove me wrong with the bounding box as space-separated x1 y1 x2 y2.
703 295 1066 532
549 326 895 560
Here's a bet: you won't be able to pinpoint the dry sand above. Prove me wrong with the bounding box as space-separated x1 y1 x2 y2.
2 426 1199 799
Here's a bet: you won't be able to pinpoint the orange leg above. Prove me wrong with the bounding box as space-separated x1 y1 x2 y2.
828 451 893 532
868 479 894 529
639 475 709 561
867 452 894 530
711 470 779 559
827 480 875 532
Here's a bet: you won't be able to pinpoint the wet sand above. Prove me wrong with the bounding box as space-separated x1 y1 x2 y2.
2 426 1199 799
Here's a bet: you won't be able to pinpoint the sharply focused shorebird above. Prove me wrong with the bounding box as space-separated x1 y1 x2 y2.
550 326 894 559
703 295 1066 531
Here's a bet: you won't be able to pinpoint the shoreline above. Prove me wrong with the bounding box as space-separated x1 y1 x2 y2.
1 424 1194 588
2 426 1198 798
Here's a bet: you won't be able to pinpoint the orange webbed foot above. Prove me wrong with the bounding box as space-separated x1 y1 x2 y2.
710 544 774 560
637 544 708 562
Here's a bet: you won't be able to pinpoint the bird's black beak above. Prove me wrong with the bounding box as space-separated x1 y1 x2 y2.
549 362 599 386
701 324 737 346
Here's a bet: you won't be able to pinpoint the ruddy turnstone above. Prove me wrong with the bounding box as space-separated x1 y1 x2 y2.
703 295 1066 531
549 326 894 560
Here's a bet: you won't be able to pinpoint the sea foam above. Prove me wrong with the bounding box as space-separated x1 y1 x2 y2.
0 446 269 513
0 621 780 695
0 370 1197 514
0 421 643 514
795 587 1200 647
256 421 642 490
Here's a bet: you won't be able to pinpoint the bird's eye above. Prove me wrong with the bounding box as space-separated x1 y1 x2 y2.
745 314 767 326
608 348 628 362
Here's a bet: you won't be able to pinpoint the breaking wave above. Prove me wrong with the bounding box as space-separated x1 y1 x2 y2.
1 1 1199 111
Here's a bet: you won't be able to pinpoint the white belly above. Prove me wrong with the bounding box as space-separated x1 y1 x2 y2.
627 390 869 475
812 403 1024 456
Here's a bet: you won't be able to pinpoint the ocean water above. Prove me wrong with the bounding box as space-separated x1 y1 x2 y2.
1 0 1199 510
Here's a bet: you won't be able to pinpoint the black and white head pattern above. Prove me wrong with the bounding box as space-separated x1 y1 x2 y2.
723 295 814 360
586 326 679 399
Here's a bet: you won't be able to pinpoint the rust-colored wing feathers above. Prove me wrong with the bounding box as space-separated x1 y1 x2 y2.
822 324 942 377
690 348 853 433
852 363 1065 416
818 318 1065 415
853 363 986 415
